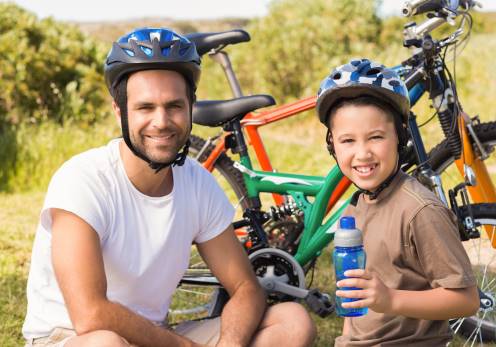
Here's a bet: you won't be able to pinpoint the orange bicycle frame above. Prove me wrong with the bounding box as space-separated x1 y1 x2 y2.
455 113 496 245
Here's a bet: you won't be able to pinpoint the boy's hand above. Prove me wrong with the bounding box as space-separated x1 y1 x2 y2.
335 269 394 314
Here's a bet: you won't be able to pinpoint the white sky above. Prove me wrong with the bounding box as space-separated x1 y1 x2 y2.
6 0 496 22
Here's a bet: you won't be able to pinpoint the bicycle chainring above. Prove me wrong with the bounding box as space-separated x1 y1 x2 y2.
249 248 305 303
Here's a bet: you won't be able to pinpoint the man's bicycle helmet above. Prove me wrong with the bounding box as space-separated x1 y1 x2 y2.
104 27 201 96
316 59 411 200
104 28 201 172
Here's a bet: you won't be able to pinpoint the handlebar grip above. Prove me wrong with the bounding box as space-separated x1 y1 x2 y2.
403 0 444 17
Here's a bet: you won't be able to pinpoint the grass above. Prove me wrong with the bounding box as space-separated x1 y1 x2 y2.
0 192 44 346
2 188 496 346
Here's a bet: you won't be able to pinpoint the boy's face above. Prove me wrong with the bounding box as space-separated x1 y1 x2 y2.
329 104 398 193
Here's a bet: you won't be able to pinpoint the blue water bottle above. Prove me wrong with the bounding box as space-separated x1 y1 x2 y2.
333 216 367 317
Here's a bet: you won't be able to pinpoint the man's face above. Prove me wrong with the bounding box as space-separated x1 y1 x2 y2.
330 104 399 192
123 69 191 165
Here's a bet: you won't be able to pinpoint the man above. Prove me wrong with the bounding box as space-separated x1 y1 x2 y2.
22 28 316 347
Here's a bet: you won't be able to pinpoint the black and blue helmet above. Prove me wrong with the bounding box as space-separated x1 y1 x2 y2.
104 27 201 97
316 59 410 126
104 28 200 172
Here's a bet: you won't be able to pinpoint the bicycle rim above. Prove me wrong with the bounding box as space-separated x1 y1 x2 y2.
168 135 250 321
427 121 496 193
449 203 496 345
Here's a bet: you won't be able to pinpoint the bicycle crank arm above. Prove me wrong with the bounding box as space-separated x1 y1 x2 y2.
257 277 309 299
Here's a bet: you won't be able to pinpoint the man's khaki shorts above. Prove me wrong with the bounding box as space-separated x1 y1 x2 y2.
24 317 221 347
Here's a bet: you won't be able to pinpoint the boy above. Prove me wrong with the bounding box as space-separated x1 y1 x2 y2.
316 59 479 346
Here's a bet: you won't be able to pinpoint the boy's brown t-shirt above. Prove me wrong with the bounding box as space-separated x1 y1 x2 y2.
334 170 476 347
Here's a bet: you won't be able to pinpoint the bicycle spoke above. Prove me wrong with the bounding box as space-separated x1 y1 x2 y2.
451 316 466 335
176 288 213 297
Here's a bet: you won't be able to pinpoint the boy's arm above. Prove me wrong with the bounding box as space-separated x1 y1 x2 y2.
337 269 479 320
342 317 351 336
388 285 478 320
51 208 203 347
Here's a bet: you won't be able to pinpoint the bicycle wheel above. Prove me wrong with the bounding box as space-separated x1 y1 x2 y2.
189 134 253 215
428 121 496 176
168 270 226 324
448 203 496 343
168 135 250 321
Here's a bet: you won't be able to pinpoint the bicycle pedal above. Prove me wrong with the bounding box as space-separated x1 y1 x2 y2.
305 288 335 318
468 229 481 239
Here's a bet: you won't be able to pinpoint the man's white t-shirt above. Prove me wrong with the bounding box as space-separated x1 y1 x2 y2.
22 139 235 339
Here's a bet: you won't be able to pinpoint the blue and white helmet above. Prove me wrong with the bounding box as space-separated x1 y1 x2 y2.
316 58 410 126
104 28 201 97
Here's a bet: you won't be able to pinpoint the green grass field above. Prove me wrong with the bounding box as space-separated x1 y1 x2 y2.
1 187 495 346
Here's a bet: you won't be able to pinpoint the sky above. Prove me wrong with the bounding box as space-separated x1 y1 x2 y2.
7 0 496 22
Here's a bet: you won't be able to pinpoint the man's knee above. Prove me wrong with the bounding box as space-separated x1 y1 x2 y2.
66 330 130 347
268 302 317 344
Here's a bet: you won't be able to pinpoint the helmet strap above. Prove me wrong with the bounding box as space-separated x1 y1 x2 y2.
114 76 190 174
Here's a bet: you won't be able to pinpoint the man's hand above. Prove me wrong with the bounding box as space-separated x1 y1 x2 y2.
335 269 394 313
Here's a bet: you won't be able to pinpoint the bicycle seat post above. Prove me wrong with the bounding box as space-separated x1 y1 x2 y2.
209 51 244 98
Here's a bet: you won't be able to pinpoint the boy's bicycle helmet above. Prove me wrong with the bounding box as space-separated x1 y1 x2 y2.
104 28 201 172
316 58 410 126
316 59 411 200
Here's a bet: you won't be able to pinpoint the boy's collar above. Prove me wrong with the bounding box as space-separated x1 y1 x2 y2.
362 169 406 205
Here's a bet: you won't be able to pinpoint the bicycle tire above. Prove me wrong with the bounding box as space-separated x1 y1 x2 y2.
168 135 251 321
428 121 496 174
448 203 496 343
189 134 252 211
425 121 496 343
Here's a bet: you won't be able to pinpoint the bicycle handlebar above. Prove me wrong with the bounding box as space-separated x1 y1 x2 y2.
402 0 448 17
402 0 479 40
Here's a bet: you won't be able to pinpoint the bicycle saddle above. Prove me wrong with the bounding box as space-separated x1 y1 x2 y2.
185 29 250 56
193 95 276 127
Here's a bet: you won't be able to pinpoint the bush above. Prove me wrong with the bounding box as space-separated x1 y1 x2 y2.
0 3 110 130
227 0 383 102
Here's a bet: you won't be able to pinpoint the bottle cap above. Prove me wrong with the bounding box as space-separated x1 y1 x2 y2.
339 216 356 229
334 216 363 247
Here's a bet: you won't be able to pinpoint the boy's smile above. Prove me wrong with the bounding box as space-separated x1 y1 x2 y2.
330 104 399 193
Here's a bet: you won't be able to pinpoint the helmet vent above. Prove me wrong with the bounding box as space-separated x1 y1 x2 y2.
366 68 381 76
332 72 342 80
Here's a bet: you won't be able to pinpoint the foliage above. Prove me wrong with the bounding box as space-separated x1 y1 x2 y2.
228 0 383 102
0 3 110 130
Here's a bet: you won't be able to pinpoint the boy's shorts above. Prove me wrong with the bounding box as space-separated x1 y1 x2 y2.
23 317 221 347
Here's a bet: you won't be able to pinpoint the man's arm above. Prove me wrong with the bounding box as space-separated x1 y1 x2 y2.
51 208 203 347
197 226 266 347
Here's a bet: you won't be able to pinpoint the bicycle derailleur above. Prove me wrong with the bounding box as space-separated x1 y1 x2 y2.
248 248 334 318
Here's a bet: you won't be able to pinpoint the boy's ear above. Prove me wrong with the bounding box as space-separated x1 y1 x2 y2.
326 128 335 156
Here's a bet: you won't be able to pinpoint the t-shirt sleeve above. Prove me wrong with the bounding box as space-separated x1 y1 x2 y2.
409 204 476 289
40 161 110 243
194 165 236 244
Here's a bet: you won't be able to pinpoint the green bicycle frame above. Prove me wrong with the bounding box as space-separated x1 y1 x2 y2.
237 153 350 266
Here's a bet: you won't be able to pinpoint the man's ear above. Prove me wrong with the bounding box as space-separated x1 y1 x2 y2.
112 100 121 122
